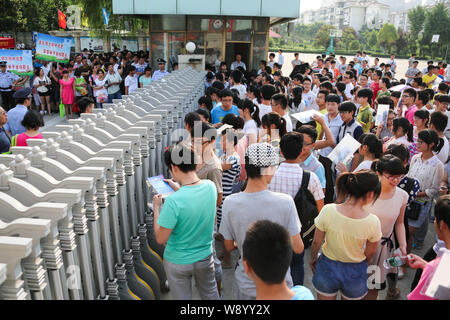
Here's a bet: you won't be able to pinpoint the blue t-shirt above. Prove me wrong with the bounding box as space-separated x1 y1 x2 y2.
291 285 315 300
211 104 240 124
157 180 217 265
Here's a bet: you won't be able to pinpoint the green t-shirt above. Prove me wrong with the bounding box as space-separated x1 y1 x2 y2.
356 105 373 133
157 180 217 265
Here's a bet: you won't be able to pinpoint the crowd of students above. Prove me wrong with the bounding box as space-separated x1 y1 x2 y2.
153 51 450 301
6 49 170 120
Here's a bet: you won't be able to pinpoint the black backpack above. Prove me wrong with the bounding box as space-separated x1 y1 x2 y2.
293 171 319 249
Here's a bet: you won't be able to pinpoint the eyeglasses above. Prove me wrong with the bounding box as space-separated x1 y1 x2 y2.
383 174 405 182
402 95 411 98
416 140 426 145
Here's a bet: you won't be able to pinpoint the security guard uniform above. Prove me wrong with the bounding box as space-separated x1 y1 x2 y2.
0 61 20 111
151 58 169 81
4 88 32 136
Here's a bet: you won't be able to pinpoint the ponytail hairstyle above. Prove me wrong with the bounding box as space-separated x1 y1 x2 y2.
393 117 413 142
248 86 262 104
261 112 287 138
418 129 444 153
371 154 406 176
414 109 430 128
291 86 303 109
360 133 383 159
241 99 261 127
336 170 381 204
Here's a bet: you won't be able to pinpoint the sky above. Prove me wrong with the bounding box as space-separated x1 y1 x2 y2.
299 0 322 13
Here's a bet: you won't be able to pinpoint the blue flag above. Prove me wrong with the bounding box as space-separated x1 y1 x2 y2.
102 8 110 26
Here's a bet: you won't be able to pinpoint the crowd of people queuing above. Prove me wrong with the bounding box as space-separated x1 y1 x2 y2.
153 50 450 301
1 46 449 300
0 48 172 153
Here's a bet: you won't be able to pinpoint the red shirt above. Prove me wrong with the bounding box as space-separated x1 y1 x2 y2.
370 82 380 104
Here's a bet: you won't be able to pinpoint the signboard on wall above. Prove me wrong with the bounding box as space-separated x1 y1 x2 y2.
110 38 138 52
80 37 104 52
35 33 72 63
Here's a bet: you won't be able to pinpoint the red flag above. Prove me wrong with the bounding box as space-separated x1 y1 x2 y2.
58 10 67 29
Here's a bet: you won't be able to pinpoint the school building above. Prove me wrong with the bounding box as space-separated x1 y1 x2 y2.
112 0 300 71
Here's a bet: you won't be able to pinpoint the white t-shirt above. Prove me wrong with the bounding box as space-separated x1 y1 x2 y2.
354 160 373 172
283 114 293 132
41 65 51 77
278 54 284 66
303 91 317 110
243 119 258 136
33 75 51 93
345 83 354 98
231 84 247 100
125 74 138 94
259 103 272 121
435 136 449 164
94 78 108 97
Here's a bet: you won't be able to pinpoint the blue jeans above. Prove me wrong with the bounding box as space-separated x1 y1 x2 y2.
107 91 122 103
414 201 433 244
290 251 305 286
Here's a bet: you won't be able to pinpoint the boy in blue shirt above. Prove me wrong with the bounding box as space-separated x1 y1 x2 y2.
210 89 240 127
243 220 314 300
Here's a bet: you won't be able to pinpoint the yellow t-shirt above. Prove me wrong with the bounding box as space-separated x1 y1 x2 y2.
314 204 382 263
315 108 328 140
422 74 437 88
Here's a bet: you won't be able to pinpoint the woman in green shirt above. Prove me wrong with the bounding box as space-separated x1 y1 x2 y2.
376 77 391 100
139 67 153 88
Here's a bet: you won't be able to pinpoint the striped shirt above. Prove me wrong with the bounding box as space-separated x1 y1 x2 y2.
217 154 241 228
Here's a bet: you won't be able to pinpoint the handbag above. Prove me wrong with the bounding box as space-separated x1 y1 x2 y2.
59 101 65 118
407 199 426 220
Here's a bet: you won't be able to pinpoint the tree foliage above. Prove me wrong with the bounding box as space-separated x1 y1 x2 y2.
339 27 358 50
377 23 399 53
314 25 334 49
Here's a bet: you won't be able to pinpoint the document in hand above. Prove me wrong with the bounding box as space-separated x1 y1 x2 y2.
375 104 390 127
327 133 361 166
146 175 175 197
290 110 322 124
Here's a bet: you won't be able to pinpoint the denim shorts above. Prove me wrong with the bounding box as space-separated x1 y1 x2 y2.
312 254 368 300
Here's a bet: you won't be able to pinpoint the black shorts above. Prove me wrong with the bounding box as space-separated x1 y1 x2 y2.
38 91 51 97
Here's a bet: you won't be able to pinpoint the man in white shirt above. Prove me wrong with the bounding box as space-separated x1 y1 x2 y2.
124 66 138 95
271 93 293 132
278 50 285 69
41 60 51 77
343 71 355 99
259 85 276 121
230 53 246 71
361 51 370 65
291 53 302 69
268 53 276 70
386 54 397 75
230 70 246 100
302 78 317 110
429 111 449 164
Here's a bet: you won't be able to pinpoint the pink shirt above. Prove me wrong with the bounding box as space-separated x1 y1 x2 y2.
407 257 440 300
15 133 43 147
404 105 417 125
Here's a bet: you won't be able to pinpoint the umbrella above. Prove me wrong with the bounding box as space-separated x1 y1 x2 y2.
390 84 420 92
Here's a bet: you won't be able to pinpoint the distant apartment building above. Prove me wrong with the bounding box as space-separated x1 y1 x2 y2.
299 0 416 32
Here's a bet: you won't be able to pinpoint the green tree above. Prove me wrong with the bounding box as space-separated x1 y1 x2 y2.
408 6 426 55
340 27 358 50
349 40 360 51
24 0 71 32
422 3 450 58
0 0 28 37
367 30 378 49
377 23 399 53
314 25 333 49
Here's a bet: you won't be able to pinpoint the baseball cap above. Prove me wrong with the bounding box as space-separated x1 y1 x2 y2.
245 143 280 167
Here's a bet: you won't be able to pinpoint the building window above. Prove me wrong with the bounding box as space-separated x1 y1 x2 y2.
226 19 252 42
206 33 223 70
254 18 268 33
168 32 185 71
187 32 205 54
150 15 186 31
150 32 166 70
188 17 224 32
252 34 267 71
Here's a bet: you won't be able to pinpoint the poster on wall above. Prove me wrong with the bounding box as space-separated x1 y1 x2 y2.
80 37 104 52
35 33 72 63
0 49 33 76
110 38 138 52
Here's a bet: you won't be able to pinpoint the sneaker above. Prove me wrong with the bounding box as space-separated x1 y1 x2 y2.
398 266 405 280
385 288 401 300
40 110 44 115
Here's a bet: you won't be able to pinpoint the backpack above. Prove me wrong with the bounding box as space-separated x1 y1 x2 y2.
293 170 319 249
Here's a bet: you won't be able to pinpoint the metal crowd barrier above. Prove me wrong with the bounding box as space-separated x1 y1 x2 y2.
0 68 206 300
